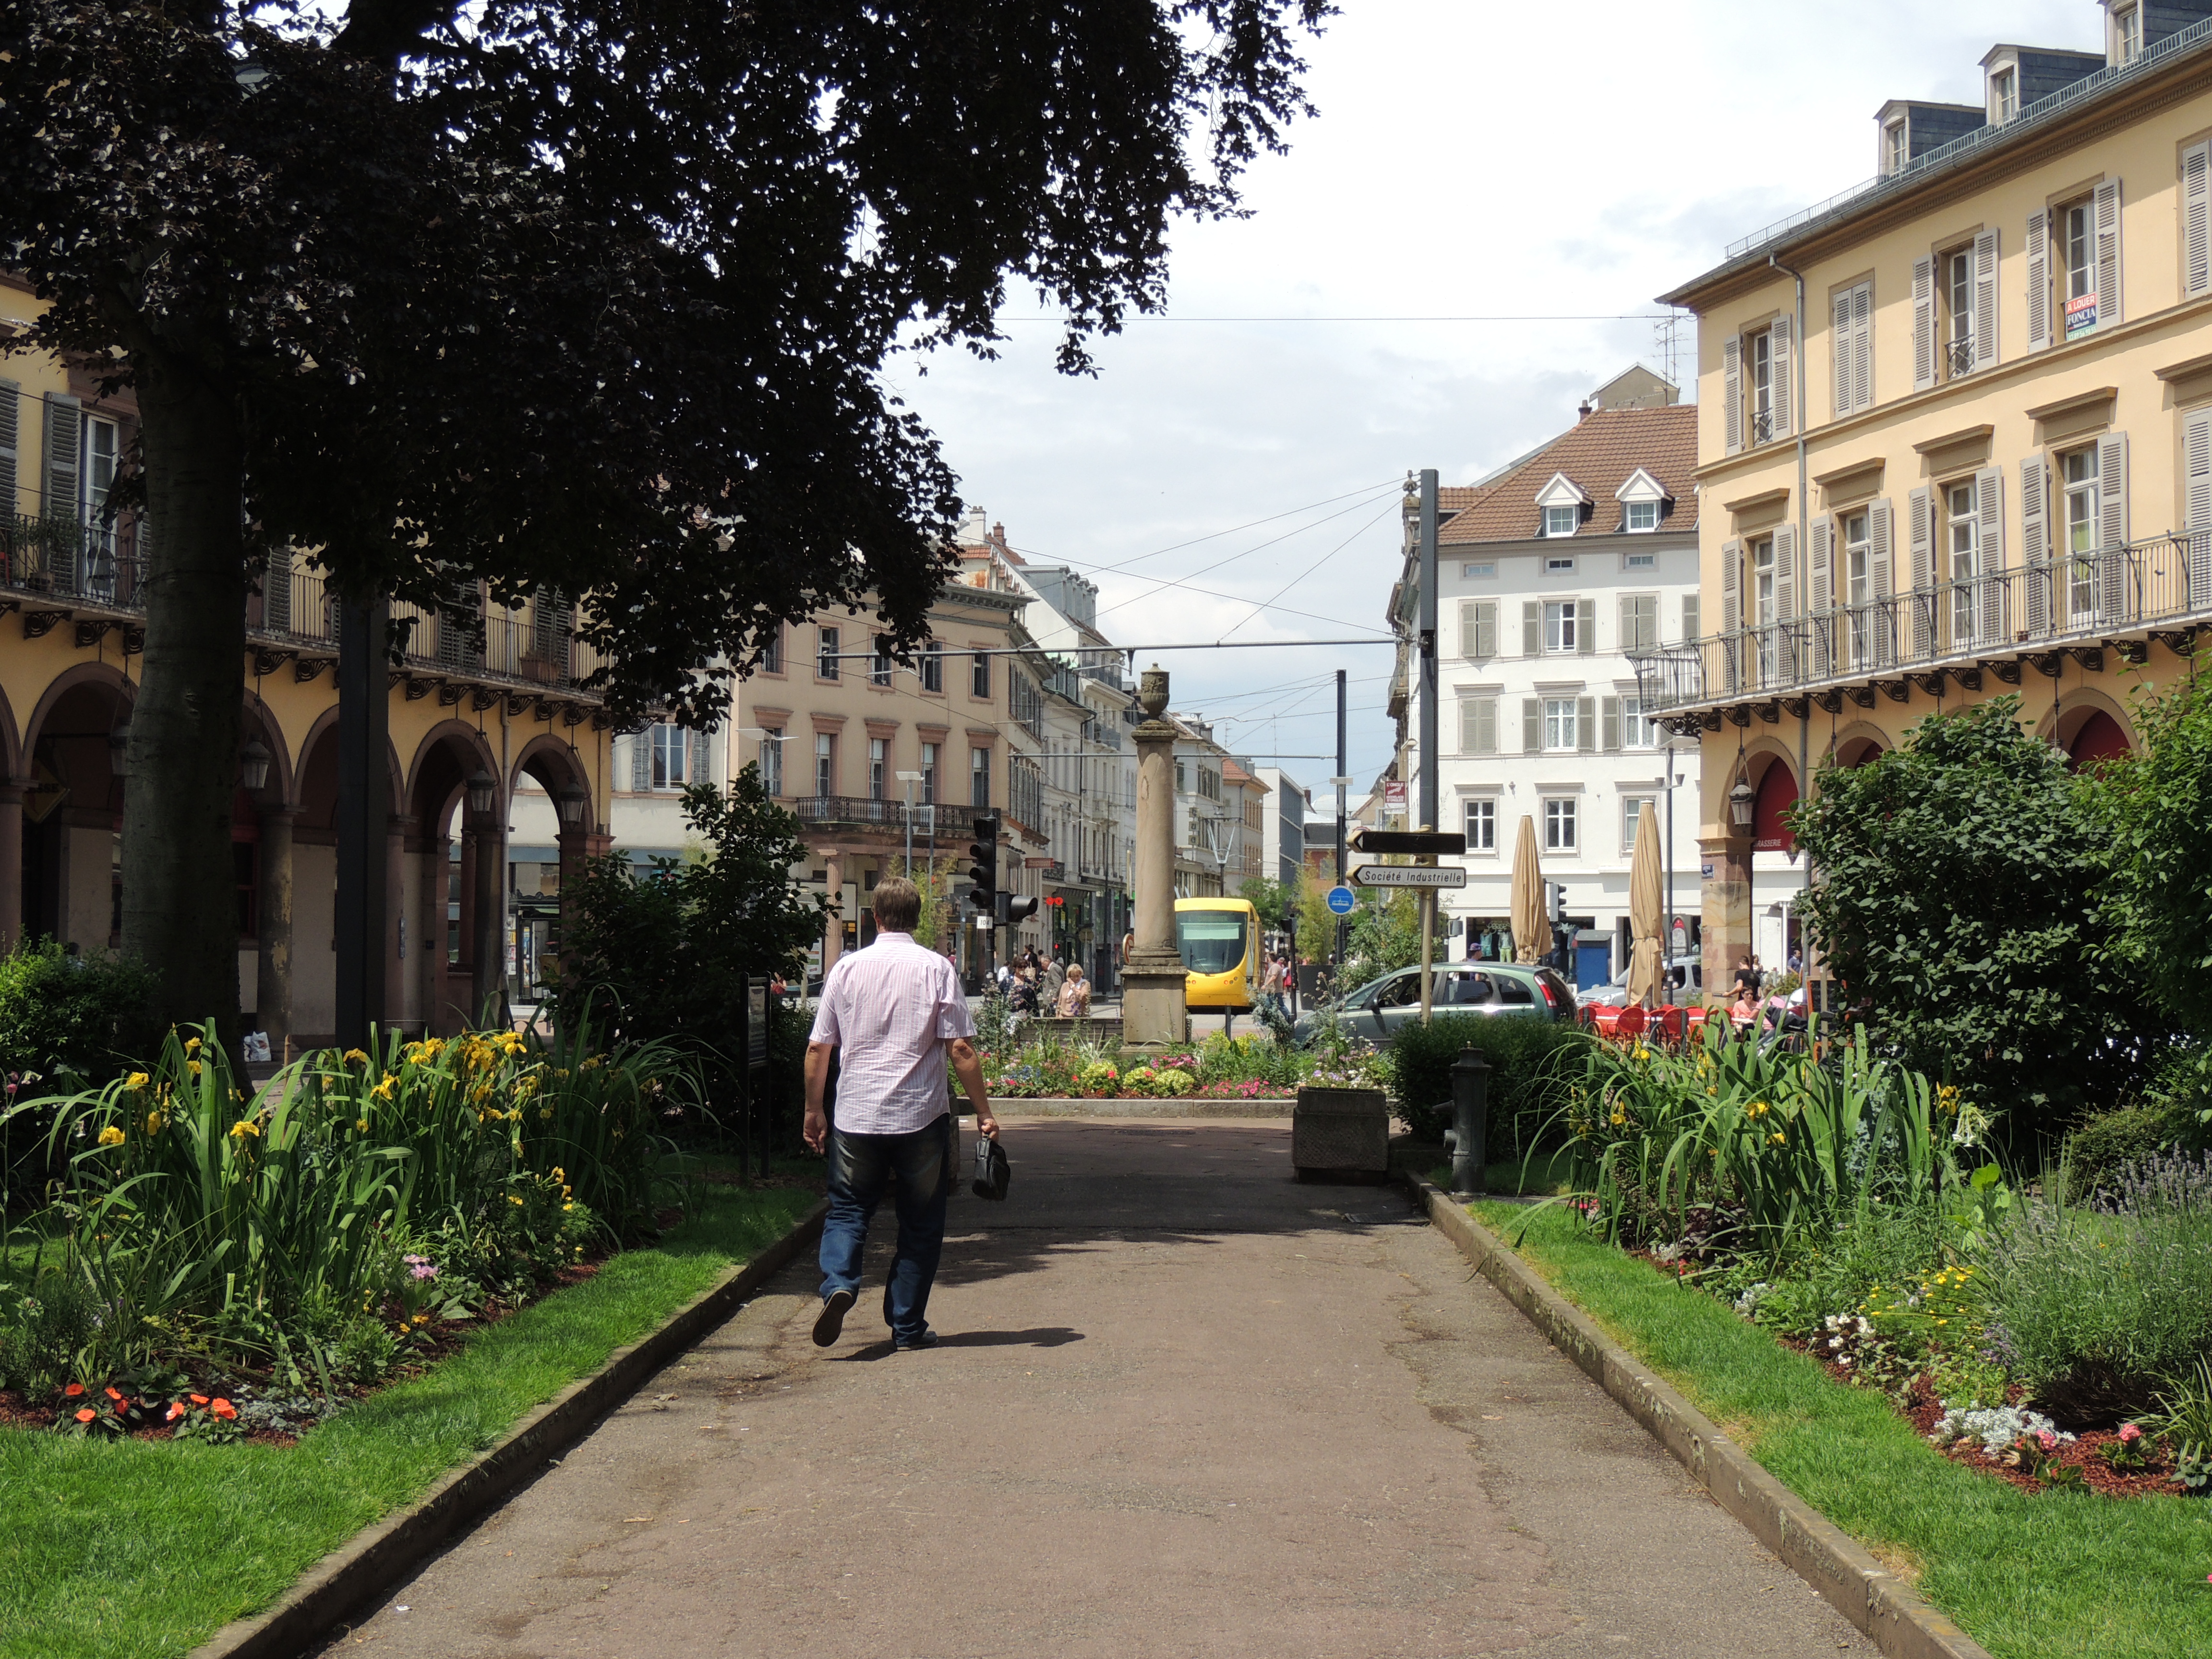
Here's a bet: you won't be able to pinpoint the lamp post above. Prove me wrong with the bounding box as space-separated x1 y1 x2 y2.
240 738 272 793
895 770 924 878
1730 768 1757 976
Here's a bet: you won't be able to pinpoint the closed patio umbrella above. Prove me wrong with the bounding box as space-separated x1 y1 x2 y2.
1510 813 1547 964
1624 801 1664 1009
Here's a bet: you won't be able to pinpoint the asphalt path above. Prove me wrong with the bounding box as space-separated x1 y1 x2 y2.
321 1118 1871 1658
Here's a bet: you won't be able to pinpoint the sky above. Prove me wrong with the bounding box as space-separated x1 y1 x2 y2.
882 0 2095 796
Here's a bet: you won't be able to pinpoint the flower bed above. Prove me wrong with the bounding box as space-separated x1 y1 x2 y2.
1542 1020 2212 1505
0 1015 694 1440
978 1028 1357 1101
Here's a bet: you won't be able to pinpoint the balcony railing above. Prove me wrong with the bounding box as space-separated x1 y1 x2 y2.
792 795 986 839
253 563 605 696
1634 531 2212 714
2 513 149 609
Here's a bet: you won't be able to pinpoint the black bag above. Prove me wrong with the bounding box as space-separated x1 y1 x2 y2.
971 1132 1010 1201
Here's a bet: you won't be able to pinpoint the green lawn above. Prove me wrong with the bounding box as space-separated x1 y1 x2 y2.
0 1176 819 1659
1467 1201 2212 1659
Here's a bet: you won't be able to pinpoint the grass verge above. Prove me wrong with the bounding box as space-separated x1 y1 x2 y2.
0 1177 818 1659
1468 1200 2212 1659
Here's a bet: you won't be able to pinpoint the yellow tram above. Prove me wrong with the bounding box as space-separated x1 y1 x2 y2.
1173 897 1261 1015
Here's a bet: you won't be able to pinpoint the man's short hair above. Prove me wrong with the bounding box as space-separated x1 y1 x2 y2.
873 875 922 932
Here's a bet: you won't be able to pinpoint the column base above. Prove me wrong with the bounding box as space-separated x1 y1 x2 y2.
1119 954 1189 1049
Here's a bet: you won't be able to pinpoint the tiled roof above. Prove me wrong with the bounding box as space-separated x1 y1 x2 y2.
1438 406 1698 545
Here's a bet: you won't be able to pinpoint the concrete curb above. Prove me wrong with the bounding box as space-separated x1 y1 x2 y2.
1401 1175 1996 1659
186 1198 830 1659
999 1097 1295 1118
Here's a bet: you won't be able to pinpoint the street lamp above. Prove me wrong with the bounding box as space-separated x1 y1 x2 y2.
467 766 496 817
240 737 272 793
895 769 925 878
1728 772 1756 834
555 781 589 829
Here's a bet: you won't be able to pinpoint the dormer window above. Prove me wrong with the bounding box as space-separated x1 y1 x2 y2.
1884 119 1908 176
1614 467 1671 533
1534 471 1590 538
2116 4 2142 64
1991 67 2017 122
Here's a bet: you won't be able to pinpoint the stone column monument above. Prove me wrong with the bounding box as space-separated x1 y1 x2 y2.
1121 665 1188 1048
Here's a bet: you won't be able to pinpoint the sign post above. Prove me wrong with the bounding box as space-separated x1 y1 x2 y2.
1348 827 1467 1025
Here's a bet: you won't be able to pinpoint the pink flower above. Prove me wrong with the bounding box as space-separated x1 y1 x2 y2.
2118 1423 2142 1443
2036 1429 2058 1452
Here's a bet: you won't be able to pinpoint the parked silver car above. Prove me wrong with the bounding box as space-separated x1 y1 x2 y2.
1294 962 1576 1047
1575 955 1704 1010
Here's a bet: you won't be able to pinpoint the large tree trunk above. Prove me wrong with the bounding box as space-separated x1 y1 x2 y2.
121 346 245 1055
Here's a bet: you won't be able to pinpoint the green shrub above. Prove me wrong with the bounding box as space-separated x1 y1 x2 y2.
2063 1089 2210 1204
0 938 156 1083
1384 1016 1590 1155
0 1268 99 1395
1982 1151 2212 1424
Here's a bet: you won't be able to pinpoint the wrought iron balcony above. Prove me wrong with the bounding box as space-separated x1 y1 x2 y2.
792 795 986 838
1633 531 2212 718
1 513 148 613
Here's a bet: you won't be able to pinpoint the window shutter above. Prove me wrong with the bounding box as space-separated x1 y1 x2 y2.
0 379 16 509
1974 466 2005 642
264 548 293 634
1475 601 1496 659
1972 228 1998 371
43 392 80 519
1523 600 1541 656
1773 522 1798 621
1458 598 1477 658
1808 518 1834 676
1769 314 1793 438
2094 177 2123 327
628 733 649 793
1851 281 1874 410
1601 696 1621 753
2186 408 2212 606
2025 209 2052 351
1911 257 1936 390
691 726 712 786
1459 698 1478 754
1868 498 1895 666
1830 290 1852 417
1575 597 1595 654
1681 594 1700 641
1719 538 1742 693
1722 334 1743 455
2098 429 2130 618
2188 143 2212 299
1476 697 1497 756
1907 486 1934 657
1576 696 1596 754
2020 455 2051 637
1522 697 1542 754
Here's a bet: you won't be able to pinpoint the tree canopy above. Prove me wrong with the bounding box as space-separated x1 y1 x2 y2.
0 0 1331 1032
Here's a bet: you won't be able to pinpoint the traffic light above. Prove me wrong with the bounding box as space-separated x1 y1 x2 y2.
1000 893 1040 926
967 814 999 914
1548 882 1568 924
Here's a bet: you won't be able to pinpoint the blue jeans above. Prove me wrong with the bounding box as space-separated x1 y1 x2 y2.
819 1113 952 1345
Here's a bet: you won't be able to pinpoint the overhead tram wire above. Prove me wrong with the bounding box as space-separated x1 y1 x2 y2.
994 312 1680 324
1003 478 1403 577
1214 497 1403 643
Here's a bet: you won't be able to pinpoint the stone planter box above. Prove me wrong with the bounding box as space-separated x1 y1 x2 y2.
1292 1086 1390 1180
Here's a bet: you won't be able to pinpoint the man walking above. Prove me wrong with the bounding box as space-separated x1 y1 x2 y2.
804 876 998 1351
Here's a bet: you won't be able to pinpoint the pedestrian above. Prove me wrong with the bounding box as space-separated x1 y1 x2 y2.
1787 944 1803 975
1043 954 1067 1010
1010 965 1038 1014
1731 955 1759 1000
804 875 998 1352
1057 962 1090 1017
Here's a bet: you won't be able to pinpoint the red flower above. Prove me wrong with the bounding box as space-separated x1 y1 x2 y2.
209 1399 238 1421
105 1387 123 1402
74 1408 96 1423
63 1383 84 1398
189 1394 209 1407
166 1403 184 1422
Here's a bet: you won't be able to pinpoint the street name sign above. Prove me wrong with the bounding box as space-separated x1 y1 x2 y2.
1325 885 1358 914
1349 828 1467 856
1351 865 1468 890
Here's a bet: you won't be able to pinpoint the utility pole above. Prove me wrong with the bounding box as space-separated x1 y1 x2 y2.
1417 468 1439 832
1333 667 1348 966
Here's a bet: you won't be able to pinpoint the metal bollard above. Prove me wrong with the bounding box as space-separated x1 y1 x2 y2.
1442 1046 1490 1197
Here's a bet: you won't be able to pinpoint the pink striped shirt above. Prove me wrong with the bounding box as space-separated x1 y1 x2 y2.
809 932 977 1134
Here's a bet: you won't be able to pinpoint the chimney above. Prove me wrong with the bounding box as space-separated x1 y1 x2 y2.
1577 402 1593 421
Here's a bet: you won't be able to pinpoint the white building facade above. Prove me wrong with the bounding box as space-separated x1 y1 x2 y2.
1407 387 1797 984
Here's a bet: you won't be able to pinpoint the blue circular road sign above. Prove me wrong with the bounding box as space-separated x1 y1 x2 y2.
1325 884 1357 915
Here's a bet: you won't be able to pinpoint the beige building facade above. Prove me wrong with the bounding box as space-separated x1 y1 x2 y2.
1651 4 2212 994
